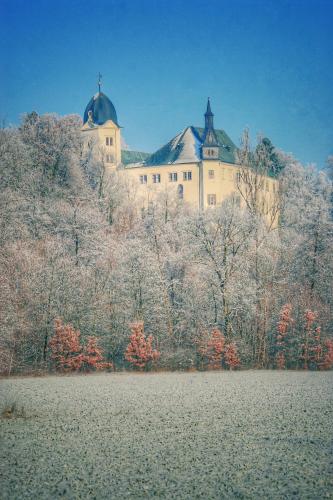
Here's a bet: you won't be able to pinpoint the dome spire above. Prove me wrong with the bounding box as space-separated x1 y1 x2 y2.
98 72 102 93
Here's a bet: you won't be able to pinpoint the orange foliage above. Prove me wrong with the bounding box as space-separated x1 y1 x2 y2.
224 342 241 370
49 319 111 372
199 328 225 369
49 319 84 372
83 337 112 371
125 321 160 370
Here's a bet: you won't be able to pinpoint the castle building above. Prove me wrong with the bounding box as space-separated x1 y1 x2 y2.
82 84 278 213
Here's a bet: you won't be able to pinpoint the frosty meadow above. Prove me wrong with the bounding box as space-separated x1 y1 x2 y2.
1 371 332 499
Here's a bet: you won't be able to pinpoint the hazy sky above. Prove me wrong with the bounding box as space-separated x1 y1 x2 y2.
1 0 332 167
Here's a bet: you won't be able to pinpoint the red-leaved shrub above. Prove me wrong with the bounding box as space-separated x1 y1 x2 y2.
199 328 225 369
125 321 160 370
83 337 112 371
224 342 241 370
49 319 84 372
49 319 111 372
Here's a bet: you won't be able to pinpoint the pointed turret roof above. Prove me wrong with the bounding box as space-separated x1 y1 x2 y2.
205 97 213 117
203 98 219 147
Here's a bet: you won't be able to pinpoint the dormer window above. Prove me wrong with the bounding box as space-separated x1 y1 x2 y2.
203 147 219 160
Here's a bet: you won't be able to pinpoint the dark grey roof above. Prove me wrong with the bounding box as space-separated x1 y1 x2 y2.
83 92 118 126
143 126 237 166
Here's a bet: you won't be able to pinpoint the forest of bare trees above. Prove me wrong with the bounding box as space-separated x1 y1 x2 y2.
1 112 332 374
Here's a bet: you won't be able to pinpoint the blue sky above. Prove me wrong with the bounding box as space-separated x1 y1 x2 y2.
1 0 332 168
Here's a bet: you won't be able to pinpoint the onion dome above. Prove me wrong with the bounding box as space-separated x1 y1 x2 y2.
83 92 118 126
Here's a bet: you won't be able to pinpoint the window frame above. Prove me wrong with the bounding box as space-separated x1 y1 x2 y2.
207 194 216 206
183 171 192 181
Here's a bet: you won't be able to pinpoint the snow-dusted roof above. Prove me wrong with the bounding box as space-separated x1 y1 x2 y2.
143 126 237 167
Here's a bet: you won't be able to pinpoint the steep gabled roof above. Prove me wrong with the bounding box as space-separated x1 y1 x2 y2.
143 126 237 166
145 127 202 166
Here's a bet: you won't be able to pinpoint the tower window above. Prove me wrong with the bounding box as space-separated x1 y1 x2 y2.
152 174 161 183
106 137 113 146
207 194 216 206
208 170 215 179
140 175 147 184
183 171 192 181
169 172 178 182
106 154 114 163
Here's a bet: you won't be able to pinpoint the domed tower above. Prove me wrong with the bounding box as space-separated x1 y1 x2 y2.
82 74 121 168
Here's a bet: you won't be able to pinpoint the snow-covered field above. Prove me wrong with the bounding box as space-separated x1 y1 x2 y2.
1 371 332 499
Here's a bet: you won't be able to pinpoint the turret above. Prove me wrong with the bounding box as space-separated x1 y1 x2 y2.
201 98 219 160
81 75 121 168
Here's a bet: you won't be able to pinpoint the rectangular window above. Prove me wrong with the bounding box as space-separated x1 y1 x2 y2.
106 137 113 146
235 172 241 183
183 171 192 181
152 174 161 183
140 175 147 184
106 154 113 163
208 170 215 179
207 194 216 206
169 172 178 182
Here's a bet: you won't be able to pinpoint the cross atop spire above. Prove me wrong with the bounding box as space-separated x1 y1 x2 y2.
98 72 102 93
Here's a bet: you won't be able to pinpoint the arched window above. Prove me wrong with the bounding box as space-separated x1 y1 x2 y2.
178 184 184 199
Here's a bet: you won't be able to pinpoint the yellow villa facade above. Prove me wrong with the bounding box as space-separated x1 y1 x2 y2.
81 86 278 215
